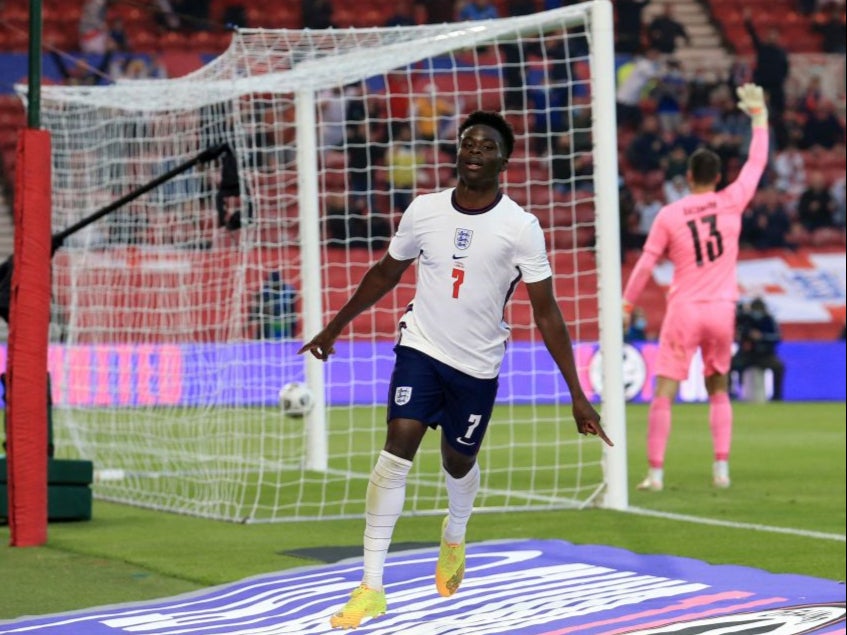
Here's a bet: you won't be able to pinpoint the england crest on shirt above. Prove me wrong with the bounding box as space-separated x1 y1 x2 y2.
454 228 473 250
394 386 413 405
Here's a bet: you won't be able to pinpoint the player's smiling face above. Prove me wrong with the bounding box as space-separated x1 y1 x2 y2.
457 124 507 185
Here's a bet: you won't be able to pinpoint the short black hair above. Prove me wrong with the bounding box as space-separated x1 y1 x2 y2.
688 148 722 186
750 297 766 312
458 110 515 158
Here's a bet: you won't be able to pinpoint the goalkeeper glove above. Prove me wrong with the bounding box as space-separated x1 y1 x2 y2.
736 83 768 128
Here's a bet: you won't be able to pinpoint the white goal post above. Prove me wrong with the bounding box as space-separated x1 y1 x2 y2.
20 0 626 522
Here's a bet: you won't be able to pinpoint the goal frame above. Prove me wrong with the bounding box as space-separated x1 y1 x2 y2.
291 0 626 509
13 0 628 521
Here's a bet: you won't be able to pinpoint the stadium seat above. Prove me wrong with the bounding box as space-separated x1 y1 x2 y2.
0 28 29 52
187 30 228 53
128 30 159 53
332 8 356 28
353 8 388 27
267 5 302 28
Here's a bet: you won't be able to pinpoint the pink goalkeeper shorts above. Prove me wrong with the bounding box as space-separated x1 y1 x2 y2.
655 300 736 381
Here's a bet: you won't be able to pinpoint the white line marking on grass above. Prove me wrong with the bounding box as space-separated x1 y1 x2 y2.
626 505 846 541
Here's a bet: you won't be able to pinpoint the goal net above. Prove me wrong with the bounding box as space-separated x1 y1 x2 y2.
23 0 625 522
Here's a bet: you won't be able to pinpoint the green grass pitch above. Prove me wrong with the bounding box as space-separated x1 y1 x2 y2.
1 401 844 620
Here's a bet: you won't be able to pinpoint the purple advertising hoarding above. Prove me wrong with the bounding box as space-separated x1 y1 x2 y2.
0 341 844 407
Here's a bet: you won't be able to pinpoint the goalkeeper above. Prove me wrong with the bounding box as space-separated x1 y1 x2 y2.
299 110 612 629
622 83 770 492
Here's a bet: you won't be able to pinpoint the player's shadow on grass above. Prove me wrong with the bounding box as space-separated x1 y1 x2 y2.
279 541 437 564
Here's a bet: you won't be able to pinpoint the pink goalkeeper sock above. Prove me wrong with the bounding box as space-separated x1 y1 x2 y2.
646 396 672 469
709 392 732 461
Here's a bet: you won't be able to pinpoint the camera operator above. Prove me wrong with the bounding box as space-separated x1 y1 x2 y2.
731 297 785 401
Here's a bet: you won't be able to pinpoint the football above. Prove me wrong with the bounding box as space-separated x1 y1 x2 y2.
278 381 314 417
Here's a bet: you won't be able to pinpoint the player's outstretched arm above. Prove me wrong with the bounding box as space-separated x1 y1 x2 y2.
298 253 414 361
526 278 613 446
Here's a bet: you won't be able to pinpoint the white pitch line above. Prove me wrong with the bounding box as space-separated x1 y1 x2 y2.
626 505 846 542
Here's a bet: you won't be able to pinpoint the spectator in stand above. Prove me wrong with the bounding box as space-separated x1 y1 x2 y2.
686 67 720 117
651 58 689 134
635 188 663 237
456 0 500 21
730 297 785 401
384 71 412 121
325 193 391 250
108 16 130 53
318 86 346 154
153 0 181 31
670 119 704 157
222 4 248 28
663 174 691 205
523 29 584 148
797 170 838 232
727 58 752 98
147 52 168 79
303 0 335 29
0 168 13 221
812 1 846 53
663 144 689 181
551 132 594 194
426 0 456 23
707 84 749 186
115 57 156 81
346 121 379 204
412 83 459 150
625 306 652 342
740 186 795 250
78 0 112 54
501 0 542 110
743 8 790 121
344 84 368 126
615 0 649 54
506 0 536 16
796 0 817 15
646 4 690 55
800 100 846 150
773 137 807 204
525 35 579 153
384 0 419 27
386 123 424 214
619 177 644 256
831 174 846 228
551 132 577 194
795 75 824 119
626 113 669 174
773 105 806 151
248 272 298 339
616 47 663 130
174 0 211 31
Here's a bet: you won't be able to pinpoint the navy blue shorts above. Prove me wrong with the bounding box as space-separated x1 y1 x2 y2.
387 346 499 456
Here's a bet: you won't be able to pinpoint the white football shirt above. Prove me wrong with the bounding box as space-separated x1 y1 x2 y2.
388 188 552 379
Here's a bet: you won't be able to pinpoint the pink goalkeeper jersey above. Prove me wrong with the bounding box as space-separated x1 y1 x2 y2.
623 126 768 307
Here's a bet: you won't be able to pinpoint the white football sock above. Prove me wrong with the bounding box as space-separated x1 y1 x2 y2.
443 462 480 544
713 460 729 481
361 450 412 590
